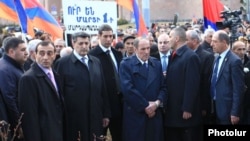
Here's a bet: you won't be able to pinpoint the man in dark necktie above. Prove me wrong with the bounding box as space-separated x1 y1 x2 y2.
54 32 110 141
186 30 214 126
18 41 65 141
164 27 202 141
210 30 244 125
89 24 123 141
119 37 166 141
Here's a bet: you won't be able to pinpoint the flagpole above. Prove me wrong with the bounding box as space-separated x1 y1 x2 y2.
142 0 150 28
13 0 28 43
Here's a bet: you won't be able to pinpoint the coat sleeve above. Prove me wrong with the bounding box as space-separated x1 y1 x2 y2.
0 70 20 127
18 75 41 141
182 54 201 113
231 59 245 116
119 60 149 112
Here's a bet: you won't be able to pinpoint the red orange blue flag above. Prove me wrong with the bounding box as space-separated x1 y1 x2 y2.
22 0 63 40
117 0 148 36
0 0 18 22
14 0 28 33
0 0 63 40
203 0 224 30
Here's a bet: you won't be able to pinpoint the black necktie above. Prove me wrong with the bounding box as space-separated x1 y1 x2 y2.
106 50 120 93
210 56 221 99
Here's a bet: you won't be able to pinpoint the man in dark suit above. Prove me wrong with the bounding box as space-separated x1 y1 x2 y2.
119 37 166 141
0 37 28 140
89 24 123 141
164 27 202 141
54 32 110 141
232 40 250 125
23 39 42 71
232 41 249 65
210 30 245 125
186 30 214 124
151 33 171 77
201 28 215 54
18 41 65 141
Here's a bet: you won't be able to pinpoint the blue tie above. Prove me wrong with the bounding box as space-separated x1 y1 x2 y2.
81 57 88 69
141 63 148 77
210 56 221 99
162 55 167 72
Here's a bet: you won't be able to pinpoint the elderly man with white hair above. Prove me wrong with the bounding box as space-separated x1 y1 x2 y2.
23 39 42 70
201 28 215 54
60 47 73 58
54 38 66 61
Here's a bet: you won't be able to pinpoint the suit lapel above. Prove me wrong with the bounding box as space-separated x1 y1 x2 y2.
217 52 230 82
146 59 157 88
33 63 59 98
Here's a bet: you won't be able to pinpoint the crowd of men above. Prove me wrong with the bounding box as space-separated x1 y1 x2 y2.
0 21 249 141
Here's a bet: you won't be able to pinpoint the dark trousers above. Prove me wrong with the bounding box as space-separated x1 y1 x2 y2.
241 109 250 125
104 117 122 141
165 126 202 141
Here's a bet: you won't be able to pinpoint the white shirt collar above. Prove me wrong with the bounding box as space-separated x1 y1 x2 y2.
136 54 148 64
159 51 171 58
218 47 230 59
73 50 89 61
99 44 111 53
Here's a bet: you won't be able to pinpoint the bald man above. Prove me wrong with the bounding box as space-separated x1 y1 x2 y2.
210 30 244 125
164 27 202 141
232 41 249 65
186 30 214 125
151 33 171 77
232 41 250 125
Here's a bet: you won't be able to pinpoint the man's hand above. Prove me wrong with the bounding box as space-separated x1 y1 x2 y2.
183 111 192 120
231 115 240 125
145 101 160 118
102 118 110 127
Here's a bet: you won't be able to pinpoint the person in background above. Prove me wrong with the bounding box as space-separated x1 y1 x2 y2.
232 40 249 65
151 33 171 77
201 28 215 54
231 40 250 125
55 32 110 141
90 35 99 49
115 42 125 55
40 33 52 42
123 35 136 58
59 47 73 58
34 31 43 39
0 34 16 58
23 39 42 71
0 37 28 140
119 37 166 141
89 24 123 141
186 30 214 140
54 38 66 61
